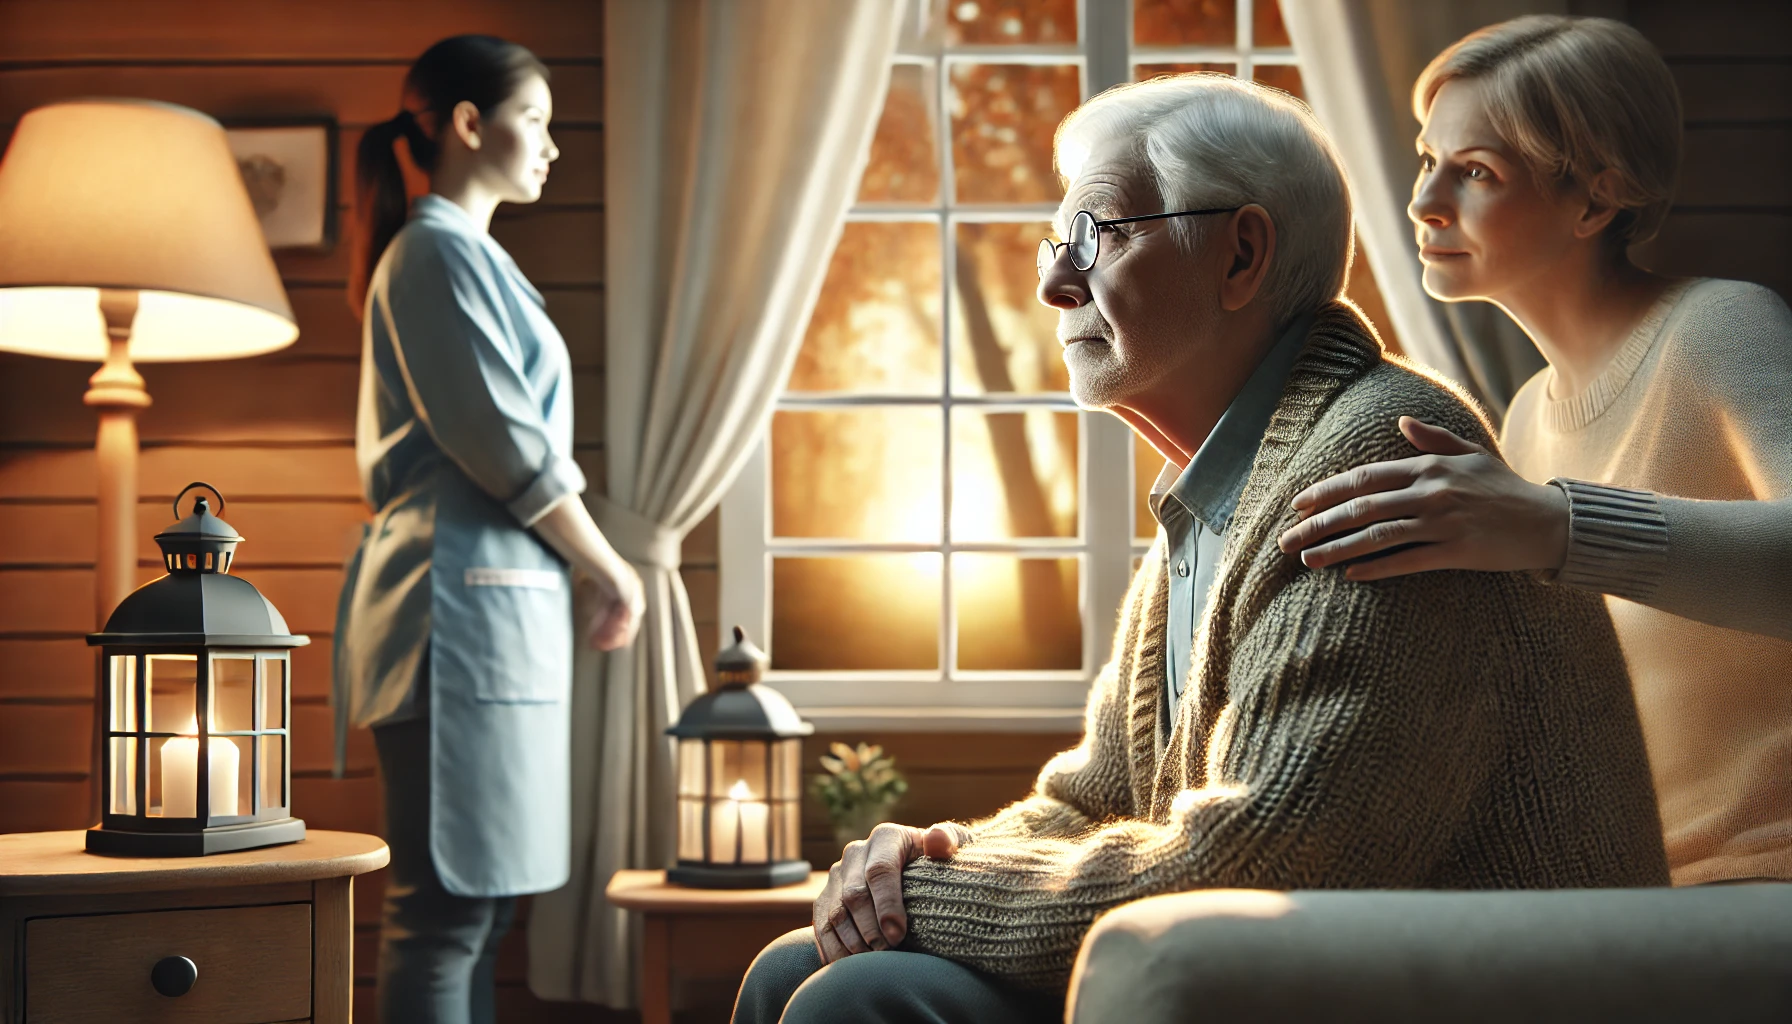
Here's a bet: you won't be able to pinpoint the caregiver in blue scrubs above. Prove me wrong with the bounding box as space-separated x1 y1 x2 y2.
334 35 643 1024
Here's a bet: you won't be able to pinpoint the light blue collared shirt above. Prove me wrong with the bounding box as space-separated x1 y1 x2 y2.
1150 315 1312 731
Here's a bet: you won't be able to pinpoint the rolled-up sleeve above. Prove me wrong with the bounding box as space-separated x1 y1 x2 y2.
379 228 586 527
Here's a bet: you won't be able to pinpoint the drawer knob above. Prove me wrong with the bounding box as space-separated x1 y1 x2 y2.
150 955 198 997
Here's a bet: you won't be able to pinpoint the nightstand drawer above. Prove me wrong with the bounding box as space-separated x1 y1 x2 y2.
24 903 312 1023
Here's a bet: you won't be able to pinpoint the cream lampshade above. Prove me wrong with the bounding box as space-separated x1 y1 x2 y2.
0 99 299 628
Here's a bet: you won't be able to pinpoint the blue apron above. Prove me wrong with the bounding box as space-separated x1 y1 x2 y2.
333 194 585 897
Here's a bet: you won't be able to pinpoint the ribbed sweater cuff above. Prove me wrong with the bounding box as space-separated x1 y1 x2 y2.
1547 478 1670 604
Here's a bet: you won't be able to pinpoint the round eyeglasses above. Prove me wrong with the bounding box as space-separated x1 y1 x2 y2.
1037 206 1244 278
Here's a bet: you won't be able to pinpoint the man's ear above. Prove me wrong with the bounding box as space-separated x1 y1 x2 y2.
1219 204 1275 312
1573 168 1625 240
450 99 483 152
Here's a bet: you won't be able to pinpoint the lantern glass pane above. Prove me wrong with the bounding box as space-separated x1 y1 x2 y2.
109 737 138 815
740 742 770 802
708 740 742 800
678 798 705 861
146 654 198 734
678 739 706 797
260 734 286 812
108 655 137 732
209 735 251 819
262 657 287 730
708 799 738 864
776 801 801 862
148 735 183 817
211 656 255 733
772 739 802 802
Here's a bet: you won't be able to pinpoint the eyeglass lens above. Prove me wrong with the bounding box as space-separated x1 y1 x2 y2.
1037 210 1101 279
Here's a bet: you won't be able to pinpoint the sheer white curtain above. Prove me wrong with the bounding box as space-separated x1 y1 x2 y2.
527 0 906 1005
1283 0 1559 417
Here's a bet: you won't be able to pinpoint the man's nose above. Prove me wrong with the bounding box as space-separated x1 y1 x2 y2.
1036 251 1089 310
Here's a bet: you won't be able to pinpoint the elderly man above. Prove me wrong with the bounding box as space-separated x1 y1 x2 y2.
733 75 1667 1024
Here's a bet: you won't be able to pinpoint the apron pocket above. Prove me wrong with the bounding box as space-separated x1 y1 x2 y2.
458 566 570 704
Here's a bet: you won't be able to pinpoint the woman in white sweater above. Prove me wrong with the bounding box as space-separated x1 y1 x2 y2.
1277 15 1792 886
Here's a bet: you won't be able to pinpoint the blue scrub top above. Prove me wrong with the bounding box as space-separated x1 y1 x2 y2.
333 194 584 897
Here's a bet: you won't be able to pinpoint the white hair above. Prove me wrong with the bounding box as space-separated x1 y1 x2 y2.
1056 74 1354 325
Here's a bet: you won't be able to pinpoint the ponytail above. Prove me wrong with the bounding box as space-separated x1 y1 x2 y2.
347 35 549 316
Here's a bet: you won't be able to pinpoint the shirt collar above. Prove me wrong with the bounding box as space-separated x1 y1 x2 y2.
411 193 483 234
1150 313 1315 533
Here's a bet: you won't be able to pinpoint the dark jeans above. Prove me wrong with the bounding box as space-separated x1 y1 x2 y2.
733 926 1062 1024
374 717 518 1024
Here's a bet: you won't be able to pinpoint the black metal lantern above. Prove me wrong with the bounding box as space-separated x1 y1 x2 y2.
85 482 308 856
666 627 813 888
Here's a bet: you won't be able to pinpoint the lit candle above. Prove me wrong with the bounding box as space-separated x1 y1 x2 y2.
709 786 740 863
161 717 239 818
731 779 770 864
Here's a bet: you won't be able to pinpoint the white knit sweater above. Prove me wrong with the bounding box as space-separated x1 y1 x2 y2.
1503 277 1792 884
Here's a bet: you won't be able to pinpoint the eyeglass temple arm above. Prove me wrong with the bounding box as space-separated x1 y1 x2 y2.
1095 206 1242 227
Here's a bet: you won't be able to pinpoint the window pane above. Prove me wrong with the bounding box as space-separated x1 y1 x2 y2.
1135 0 1235 46
949 63 1080 204
946 0 1077 45
211 655 254 733
1135 432 1166 541
859 63 940 204
956 555 1081 670
772 555 941 670
952 410 1078 541
787 222 942 394
951 221 1068 395
1253 63 1304 100
1256 0 1292 47
1135 62 1233 81
772 409 942 542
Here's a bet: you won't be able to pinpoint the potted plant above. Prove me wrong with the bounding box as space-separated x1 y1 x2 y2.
809 741 908 847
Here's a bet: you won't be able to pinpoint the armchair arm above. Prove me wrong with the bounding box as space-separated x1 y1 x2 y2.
1069 887 1792 1024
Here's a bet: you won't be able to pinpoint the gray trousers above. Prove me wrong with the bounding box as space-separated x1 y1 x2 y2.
374 717 518 1024
733 927 1063 1024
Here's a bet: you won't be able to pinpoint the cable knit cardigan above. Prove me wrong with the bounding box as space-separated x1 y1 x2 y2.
899 303 1669 991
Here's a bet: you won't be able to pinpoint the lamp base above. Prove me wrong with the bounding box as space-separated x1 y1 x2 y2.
668 859 812 889
84 817 307 857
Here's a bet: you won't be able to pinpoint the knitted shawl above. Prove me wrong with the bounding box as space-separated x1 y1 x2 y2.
899 302 1669 990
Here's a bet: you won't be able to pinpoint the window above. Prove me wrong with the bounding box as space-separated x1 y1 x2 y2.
722 0 1309 729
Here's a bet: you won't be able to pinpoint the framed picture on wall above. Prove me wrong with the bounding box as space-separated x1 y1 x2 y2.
224 119 336 251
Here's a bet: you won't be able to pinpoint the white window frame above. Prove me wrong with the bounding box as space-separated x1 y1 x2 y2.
721 0 1295 732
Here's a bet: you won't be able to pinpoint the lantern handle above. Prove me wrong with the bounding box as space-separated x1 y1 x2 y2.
172 481 226 519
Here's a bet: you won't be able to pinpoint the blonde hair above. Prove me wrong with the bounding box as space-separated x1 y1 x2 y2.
1056 74 1353 325
1413 15 1682 247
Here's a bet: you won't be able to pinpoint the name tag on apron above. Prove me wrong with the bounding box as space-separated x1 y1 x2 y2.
463 567 563 590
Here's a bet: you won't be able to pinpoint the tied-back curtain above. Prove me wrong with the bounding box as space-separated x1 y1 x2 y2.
1282 0 1556 418
526 0 906 1006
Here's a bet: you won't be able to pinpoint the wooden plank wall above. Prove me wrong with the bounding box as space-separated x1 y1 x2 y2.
1624 0 1792 300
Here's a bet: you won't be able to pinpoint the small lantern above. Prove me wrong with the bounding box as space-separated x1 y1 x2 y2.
85 482 308 856
666 627 813 888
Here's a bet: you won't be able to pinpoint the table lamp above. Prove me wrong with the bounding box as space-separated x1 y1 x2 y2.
0 99 298 629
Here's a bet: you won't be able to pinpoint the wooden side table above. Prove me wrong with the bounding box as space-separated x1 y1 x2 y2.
0 829 388 1024
607 868 827 1024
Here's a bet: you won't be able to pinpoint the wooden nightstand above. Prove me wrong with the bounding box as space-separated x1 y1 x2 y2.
0 829 388 1024
607 869 827 1024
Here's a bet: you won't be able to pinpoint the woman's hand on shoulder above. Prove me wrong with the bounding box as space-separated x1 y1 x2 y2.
1276 417 1571 580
